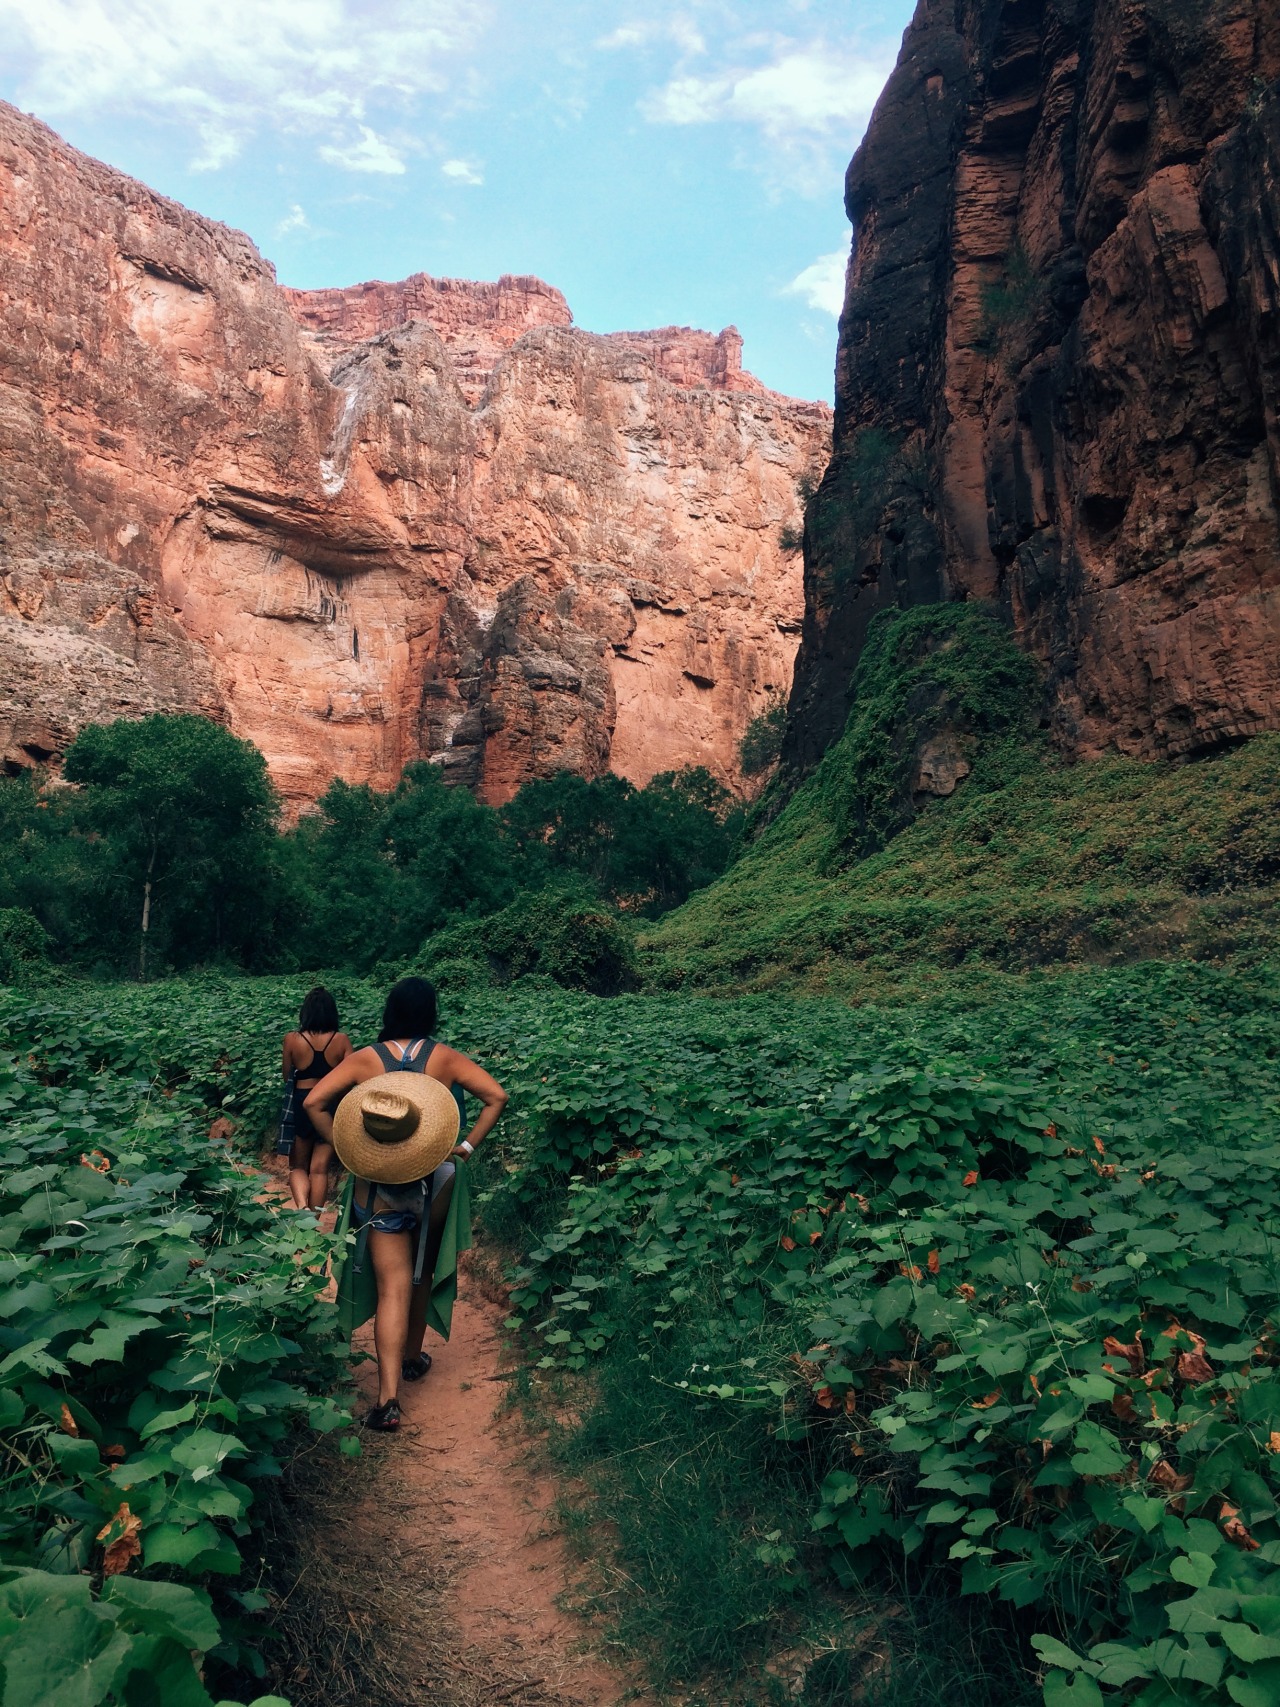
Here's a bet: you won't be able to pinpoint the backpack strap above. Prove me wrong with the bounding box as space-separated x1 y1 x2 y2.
373 1037 437 1073
351 1178 377 1275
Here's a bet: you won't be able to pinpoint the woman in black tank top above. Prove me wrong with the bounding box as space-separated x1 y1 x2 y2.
303 976 507 1430
283 987 352 1210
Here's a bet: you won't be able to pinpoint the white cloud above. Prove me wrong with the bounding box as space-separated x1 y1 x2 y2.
319 125 406 175
441 156 484 185
191 124 242 174
785 248 847 315
0 0 485 170
642 43 890 139
596 17 705 56
276 202 310 237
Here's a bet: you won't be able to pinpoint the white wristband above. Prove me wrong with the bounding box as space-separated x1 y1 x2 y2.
458 1140 474 1158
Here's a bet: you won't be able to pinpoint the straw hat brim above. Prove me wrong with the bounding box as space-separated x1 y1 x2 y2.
331 1071 460 1185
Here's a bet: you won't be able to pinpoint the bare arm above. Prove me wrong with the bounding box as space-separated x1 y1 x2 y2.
302 1046 381 1145
282 1033 295 1079
437 1048 508 1159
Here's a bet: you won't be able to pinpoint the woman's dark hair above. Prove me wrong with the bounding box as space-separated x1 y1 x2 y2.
298 986 340 1033
379 977 439 1042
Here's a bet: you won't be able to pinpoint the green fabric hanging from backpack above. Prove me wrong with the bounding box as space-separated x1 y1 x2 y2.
333 1161 472 1344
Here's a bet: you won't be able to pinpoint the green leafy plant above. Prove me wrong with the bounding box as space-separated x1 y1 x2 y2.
0 992 352 1705
62 715 279 980
0 909 52 985
977 246 1049 370
740 700 789 777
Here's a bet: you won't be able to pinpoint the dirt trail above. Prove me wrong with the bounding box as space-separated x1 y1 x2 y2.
344 1255 649 1707
254 1153 644 1705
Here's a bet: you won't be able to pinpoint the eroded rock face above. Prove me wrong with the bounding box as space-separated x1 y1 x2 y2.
0 103 828 808
787 0 1280 776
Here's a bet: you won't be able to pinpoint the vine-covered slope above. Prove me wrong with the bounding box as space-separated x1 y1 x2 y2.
642 609 1280 998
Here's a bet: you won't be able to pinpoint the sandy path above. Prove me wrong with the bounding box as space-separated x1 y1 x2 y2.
348 1256 649 1707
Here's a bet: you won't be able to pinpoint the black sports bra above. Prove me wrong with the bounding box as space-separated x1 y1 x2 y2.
297 1032 336 1080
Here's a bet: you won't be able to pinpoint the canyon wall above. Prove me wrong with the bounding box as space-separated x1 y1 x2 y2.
0 103 829 810
786 0 1280 776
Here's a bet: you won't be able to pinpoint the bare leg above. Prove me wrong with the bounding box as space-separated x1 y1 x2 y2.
368 1228 413 1406
308 1142 335 1210
287 1136 312 1210
405 1164 455 1363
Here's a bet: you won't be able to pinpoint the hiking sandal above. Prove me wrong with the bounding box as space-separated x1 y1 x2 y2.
402 1353 432 1381
364 1399 400 1431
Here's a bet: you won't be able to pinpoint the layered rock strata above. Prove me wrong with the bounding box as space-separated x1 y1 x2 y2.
0 102 828 808
786 0 1280 775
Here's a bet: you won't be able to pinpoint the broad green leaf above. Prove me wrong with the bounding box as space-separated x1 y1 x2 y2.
47 1434 102 1477
1220 1625 1280 1663
103 1578 220 1652
923 1501 968 1526
139 1401 196 1441
1069 1422 1128 1478
0 1571 131 1707
1043 1672 1104 1707
142 1521 224 1571
168 1430 245 1475
1031 1635 1093 1673
1169 1553 1216 1589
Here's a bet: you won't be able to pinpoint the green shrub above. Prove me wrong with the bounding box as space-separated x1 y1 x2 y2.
977 245 1048 366
740 699 789 776
479 961 1280 1706
0 907 52 985
425 888 636 995
818 603 1041 857
0 994 349 1705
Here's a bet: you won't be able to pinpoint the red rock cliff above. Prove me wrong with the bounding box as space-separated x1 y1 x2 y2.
0 104 830 810
786 0 1280 775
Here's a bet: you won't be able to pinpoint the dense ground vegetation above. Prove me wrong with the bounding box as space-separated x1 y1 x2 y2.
0 717 738 982
4 964 1279 1705
645 611 1280 999
4 605 1280 1704
0 988 347 1706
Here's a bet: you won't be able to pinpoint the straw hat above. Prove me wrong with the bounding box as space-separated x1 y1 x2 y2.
331 1072 460 1185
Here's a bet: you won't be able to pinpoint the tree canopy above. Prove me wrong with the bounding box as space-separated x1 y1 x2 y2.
62 714 278 975
1 717 743 979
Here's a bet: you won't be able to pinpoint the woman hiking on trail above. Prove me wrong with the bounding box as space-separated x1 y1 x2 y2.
282 988 352 1211
302 976 507 1432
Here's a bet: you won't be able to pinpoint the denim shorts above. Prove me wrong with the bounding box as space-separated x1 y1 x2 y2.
351 1199 420 1236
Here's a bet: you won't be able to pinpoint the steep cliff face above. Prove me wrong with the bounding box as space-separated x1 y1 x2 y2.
0 104 828 809
787 0 1280 776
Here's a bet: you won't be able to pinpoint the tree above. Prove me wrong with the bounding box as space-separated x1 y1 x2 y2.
384 762 515 940
282 763 517 971
615 768 741 914
503 766 740 917
502 772 636 892
739 698 788 776
63 715 278 978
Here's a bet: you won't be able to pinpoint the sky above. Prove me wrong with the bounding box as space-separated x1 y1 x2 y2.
0 1 917 403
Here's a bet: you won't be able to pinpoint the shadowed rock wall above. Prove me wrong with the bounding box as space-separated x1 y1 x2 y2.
0 104 829 810
786 0 1280 777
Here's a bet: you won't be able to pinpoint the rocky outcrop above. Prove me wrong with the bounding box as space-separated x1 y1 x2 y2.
786 0 1280 776
0 104 828 809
